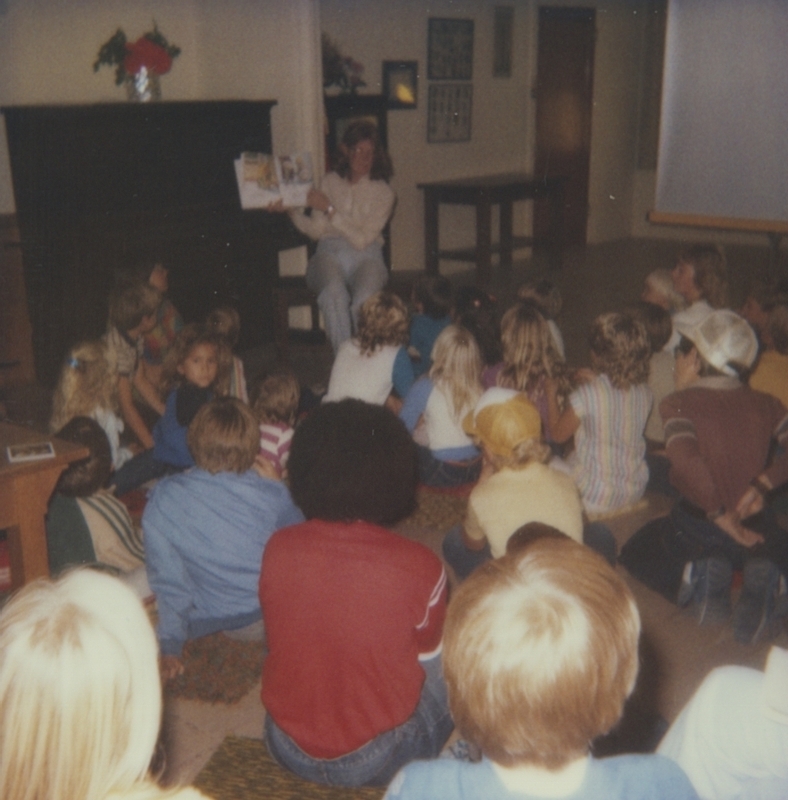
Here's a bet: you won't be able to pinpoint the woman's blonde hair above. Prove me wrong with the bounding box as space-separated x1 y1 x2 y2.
160 324 232 396
429 325 483 421
588 312 651 390
498 302 571 405
443 537 640 769
50 341 116 433
357 291 409 355
0 570 163 800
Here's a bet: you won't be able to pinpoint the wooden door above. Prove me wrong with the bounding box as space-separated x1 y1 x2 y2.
533 7 595 246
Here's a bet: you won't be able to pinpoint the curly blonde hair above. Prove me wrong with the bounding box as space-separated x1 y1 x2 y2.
429 325 483 422
357 291 409 355
498 302 572 408
160 324 232 396
588 313 651 390
50 340 116 433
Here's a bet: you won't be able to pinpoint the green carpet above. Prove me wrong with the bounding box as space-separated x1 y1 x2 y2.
193 736 384 800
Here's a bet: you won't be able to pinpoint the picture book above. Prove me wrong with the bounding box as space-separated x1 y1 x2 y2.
234 151 314 209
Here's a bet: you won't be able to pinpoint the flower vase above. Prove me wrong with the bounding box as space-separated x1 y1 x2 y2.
126 66 161 102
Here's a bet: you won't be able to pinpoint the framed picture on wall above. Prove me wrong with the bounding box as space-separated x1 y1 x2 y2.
493 6 514 77
427 18 474 80
427 83 473 143
382 61 418 109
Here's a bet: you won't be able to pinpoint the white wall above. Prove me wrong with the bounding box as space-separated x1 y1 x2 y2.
0 0 324 213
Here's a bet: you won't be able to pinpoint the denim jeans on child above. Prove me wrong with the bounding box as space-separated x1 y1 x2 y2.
264 653 453 787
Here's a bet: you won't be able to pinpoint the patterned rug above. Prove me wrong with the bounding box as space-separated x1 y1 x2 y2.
193 736 384 800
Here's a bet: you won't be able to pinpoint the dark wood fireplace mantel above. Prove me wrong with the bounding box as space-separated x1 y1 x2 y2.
2 100 305 386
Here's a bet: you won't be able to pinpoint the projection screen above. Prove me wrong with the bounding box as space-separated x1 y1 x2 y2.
652 0 788 232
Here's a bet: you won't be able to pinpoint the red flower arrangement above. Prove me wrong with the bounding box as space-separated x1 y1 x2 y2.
94 23 180 86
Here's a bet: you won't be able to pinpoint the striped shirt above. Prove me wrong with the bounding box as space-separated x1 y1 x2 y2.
259 422 294 476
568 374 652 514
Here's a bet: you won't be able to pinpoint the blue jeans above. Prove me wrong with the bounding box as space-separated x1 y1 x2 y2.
264 654 453 787
306 237 388 353
416 446 482 488
442 522 616 582
112 448 172 497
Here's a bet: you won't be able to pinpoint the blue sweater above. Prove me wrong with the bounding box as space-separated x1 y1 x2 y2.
143 468 304 655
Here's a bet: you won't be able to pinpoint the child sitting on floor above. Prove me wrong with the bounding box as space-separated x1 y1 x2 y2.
323 290 415 412
547 312 652 516
104 280 165 450
453 286 502 383
400 324 483 488
441 387 585 580
385 535 698 800
749 301 788 409
493 301 572 447
206 304 249 403
252 368 300 478
112 324 230 496
408 274 453 377
143 397 304 680
517 278 566 358
46 416 145 585
50 339 133 471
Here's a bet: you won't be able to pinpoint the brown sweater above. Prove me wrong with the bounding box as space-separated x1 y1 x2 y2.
660 376 788 514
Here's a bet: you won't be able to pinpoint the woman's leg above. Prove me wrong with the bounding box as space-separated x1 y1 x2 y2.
347 247 388 333
442 524 492 581
305 240 353 352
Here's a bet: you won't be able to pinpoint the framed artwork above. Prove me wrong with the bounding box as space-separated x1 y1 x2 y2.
382 61 418 109
427 18 474 80
493 6 514 77
427 83 473 143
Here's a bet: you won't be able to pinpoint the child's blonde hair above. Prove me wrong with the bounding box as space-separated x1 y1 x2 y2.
161 324 231 395
589 312 651 390
357 291 409 355
429 325 483 422
50 340 116 433
0 570 163 800
188 397 261 474
443 537 640 769
252 370 300 427
206 305 241 349
643 268 687 313
498 302 571 400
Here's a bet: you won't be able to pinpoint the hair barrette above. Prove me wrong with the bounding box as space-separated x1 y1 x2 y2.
67 356 81 369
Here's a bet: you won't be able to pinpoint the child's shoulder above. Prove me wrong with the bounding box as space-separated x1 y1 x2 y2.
587 754 698 798
386 757 494 800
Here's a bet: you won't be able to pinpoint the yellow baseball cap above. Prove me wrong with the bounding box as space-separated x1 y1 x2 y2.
463 388 543 459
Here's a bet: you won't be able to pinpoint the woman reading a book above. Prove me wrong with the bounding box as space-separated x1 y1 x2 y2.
286 120 395 353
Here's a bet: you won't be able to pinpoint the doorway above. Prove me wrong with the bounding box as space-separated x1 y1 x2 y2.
533 7 595 247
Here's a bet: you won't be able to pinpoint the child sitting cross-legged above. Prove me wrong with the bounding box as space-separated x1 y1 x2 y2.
399 324 483 488
547 312 652 517
408 273 453 377
441 387 587 581
143 397 304 680
385 535 699 800
323 290 415 413
252 368 300 478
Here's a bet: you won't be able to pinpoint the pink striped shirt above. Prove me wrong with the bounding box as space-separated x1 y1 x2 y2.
259 422 294 476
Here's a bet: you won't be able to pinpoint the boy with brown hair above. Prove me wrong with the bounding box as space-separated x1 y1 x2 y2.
104 281 165 449
143 397 303 679
385 536 698 799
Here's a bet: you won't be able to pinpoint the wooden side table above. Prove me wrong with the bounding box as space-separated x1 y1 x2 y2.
417 173 566 284
0 423 89 589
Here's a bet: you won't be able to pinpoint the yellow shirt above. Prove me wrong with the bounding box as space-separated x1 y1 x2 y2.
750 350 788 410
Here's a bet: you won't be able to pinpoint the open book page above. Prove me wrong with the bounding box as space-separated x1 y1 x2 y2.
234 151 313 209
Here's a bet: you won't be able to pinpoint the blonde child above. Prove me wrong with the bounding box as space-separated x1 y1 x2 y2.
493 301 572 446
112 324 230 496
206 305 248 403
252 369 301 477
517 278 566 358
547 312 652 516
50 339 133 470
408 274 453 377
104 280 165 450
399 325 483 487
441 388 585 579
385 537 698 800
0 569 212 800
323 290 415 411
642 267 687 314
